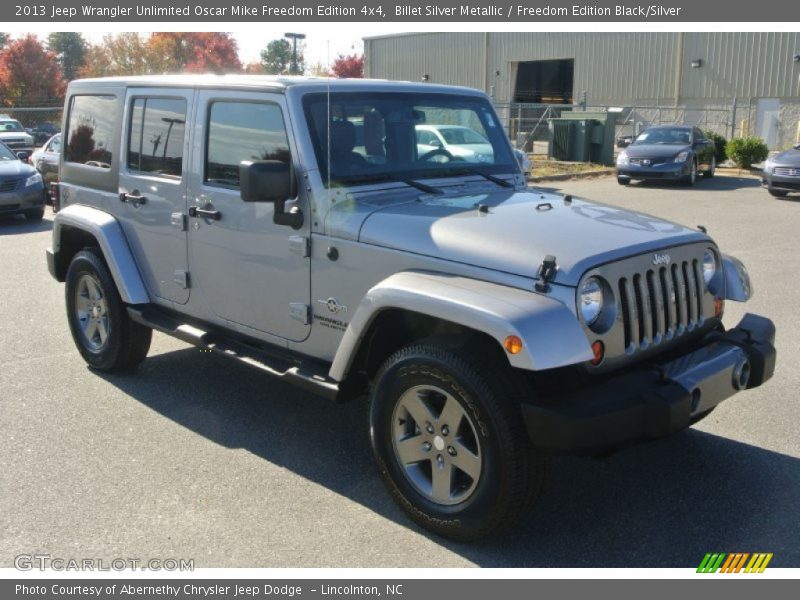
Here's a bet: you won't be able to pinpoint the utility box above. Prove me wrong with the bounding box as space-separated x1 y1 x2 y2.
547 110 618 165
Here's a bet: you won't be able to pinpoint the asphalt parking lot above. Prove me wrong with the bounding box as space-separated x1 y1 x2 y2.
1 172 799 568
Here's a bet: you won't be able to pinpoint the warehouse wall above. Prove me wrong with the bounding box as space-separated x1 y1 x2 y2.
365 32 800 105
365 32 800 148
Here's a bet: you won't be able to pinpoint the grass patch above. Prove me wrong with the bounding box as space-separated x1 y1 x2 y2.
532 158 611 177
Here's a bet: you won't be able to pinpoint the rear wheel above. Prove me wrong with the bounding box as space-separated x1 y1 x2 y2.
369 342 545 541
65 248 152 372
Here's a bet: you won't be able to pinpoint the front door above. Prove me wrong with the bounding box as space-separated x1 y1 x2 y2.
186 91 311 342
118 88 193 304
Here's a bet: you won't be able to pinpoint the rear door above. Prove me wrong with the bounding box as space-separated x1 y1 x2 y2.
118 88 193 304
185 90 311 342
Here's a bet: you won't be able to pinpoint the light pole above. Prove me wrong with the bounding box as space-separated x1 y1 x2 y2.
284 32 306 75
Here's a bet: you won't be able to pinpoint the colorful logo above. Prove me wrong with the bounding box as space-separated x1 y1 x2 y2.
697 553 773 573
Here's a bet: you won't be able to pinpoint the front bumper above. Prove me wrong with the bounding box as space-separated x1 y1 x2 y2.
762 173 800 192
617 161 691 181
0 184 45 214
522 314 776 454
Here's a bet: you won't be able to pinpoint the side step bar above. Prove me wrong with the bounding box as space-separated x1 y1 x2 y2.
128 306 340 401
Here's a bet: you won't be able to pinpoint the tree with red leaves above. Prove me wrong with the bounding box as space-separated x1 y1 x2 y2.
330 53 364 79
0 35 65 107
148 32 241 74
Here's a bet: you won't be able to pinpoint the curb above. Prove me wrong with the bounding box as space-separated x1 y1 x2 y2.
528 168 615 183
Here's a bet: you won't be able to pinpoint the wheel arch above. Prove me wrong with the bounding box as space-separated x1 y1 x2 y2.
331 271 593 389
50 204 149 304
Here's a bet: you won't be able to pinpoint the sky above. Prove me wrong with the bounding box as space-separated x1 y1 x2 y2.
27 27 405 69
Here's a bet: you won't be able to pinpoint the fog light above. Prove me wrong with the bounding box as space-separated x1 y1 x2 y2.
504 335 523 355
591 340 604 365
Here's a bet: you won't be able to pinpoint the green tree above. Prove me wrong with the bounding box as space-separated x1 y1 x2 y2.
47 32 87 80
260 39 303 75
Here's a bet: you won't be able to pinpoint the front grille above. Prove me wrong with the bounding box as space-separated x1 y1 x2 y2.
0 178 21 193
630 158 668 167
773 166 800 177
617 259 704 354
1 138 27 149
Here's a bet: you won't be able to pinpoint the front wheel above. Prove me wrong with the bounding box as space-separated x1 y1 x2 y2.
703 155 716 178
65 248 152 372
768 188 788 198
369 343 545 541
617 176 630 186
24 207 44 222
681 160 698 186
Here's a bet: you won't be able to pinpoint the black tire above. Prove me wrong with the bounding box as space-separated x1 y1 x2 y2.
617 176 630 186
681 160 698 186
65 248 152 372
768 188 788 198
703 156 716 178
369 342 545 541
24 207 44 222
691 406 716 425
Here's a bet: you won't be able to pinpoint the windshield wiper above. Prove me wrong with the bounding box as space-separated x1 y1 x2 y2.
337 173 443 194
436 166 513 188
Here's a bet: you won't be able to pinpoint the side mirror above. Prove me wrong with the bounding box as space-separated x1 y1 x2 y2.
16 151 30 161
429 138 442 148
239 160 303 229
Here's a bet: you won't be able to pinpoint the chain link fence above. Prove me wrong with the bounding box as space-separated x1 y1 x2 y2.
495 100 769 157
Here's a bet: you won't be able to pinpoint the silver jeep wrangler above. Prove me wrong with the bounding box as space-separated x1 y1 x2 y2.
47 76 776 540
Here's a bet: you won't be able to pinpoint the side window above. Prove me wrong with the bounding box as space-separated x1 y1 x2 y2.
65 95 116 168
416 129 433 145
205 101 290 188
49 136 61 153
694 128 704 143
127 97 187 178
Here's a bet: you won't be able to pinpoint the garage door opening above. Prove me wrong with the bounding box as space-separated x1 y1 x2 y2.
514 59 574 104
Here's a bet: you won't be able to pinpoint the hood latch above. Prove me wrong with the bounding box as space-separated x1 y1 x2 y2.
535 255 558 293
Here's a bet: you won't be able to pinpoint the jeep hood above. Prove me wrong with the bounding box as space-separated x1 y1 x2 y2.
358 189 709 286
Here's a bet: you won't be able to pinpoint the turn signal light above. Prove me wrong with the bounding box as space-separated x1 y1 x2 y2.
504 335 523 355
591 340 605 365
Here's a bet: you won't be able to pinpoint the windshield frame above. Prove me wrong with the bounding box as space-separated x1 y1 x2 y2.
301 91 518 187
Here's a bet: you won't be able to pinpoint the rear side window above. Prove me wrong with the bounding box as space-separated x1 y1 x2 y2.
205 101 290 188
65 95 116 168
127 97 187 178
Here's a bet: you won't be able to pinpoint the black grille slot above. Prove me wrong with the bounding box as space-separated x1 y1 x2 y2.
0 178 21 193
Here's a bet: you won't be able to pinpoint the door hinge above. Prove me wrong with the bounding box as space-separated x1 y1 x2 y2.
289 303 311 325
171 212 187 231
288 235 310 258
174 270 190 289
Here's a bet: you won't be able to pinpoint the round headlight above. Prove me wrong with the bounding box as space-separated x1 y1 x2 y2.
702 248 717 286
580 277 605 326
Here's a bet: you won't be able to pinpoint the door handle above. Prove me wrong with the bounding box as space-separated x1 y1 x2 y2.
189 206 222 221
119 191 147 206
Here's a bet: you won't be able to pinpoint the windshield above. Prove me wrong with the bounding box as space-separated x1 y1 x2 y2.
0 120 24 132
633 127 691 145
303 92 517 184
0 143 17 160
